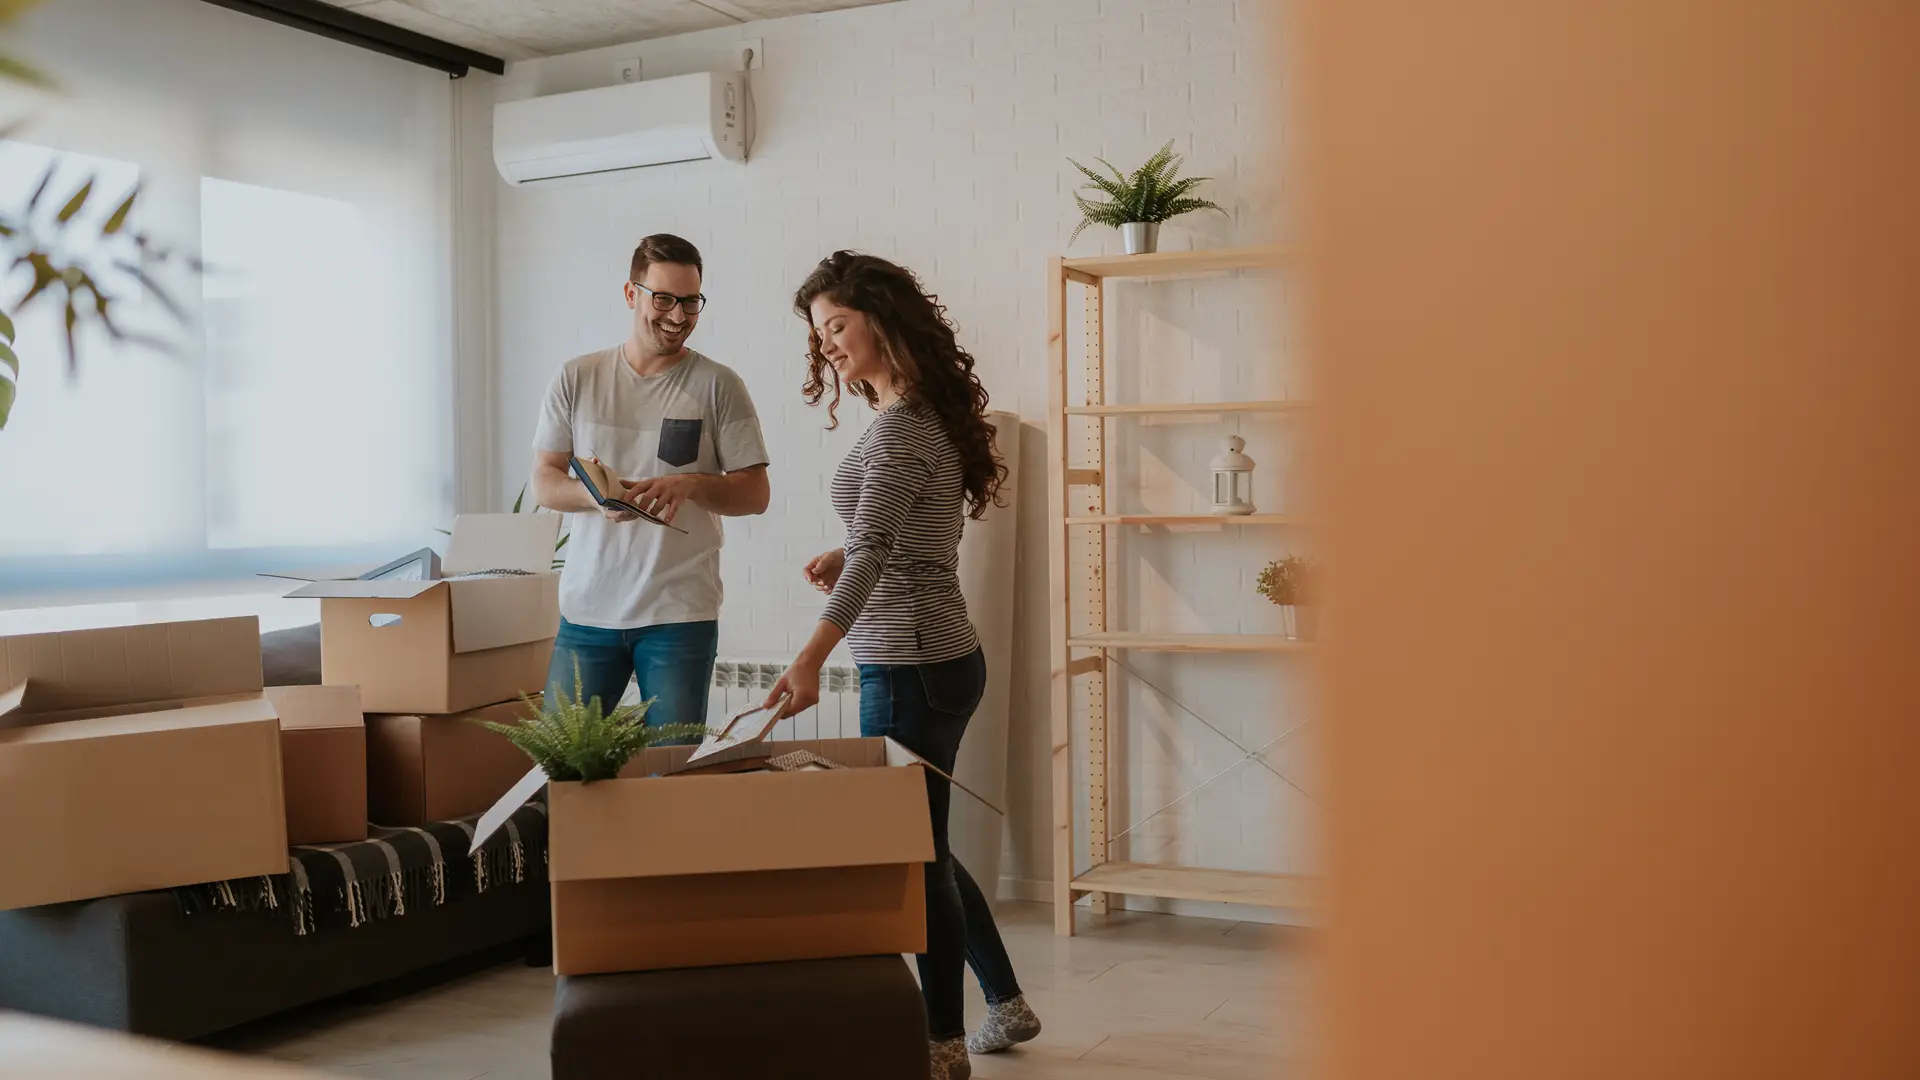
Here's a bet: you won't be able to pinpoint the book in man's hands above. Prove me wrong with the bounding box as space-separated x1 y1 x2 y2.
569 456 688 533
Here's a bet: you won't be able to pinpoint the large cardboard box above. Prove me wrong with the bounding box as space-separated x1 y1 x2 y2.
0 617 289 912
476 736 940 975
367 696 540 826
272 515 562 714
265 685 367 845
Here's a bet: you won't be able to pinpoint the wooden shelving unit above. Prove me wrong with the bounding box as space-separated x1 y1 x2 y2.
1047 244 1311 936
1067 632 1310 653
1064 400 1309 417
1072 862 1318 910
1065 513 1307 527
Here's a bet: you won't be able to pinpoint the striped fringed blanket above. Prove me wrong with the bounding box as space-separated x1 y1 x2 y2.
175 799 548 936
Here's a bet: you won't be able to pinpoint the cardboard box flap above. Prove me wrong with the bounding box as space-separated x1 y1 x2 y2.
447 575 561 654
468 765 548 855
549 765 935 882
283 579 444 601
264 685 363 731
0 680 27 727
443 513 561 575
257 562 383 584
885 738 1004 815
0 693 280 746
0 617 263 720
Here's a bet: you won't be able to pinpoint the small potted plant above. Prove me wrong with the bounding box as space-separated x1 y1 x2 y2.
1256 555 1319 641
476 660 708 782
1068 139 1226 254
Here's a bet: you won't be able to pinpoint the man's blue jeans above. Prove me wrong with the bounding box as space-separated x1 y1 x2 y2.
545 618 716 742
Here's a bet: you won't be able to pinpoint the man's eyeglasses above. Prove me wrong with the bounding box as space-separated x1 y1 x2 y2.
632 281 707 315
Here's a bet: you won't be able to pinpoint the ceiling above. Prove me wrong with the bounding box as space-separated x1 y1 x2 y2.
320 0 895 60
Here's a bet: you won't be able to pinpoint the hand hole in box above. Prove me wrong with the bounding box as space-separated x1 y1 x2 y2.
368 614 403 629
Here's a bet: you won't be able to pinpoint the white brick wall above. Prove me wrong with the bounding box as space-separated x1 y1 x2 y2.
476 0 1310 922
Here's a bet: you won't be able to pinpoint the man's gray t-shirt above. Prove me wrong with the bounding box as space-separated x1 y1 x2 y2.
532 347 768 630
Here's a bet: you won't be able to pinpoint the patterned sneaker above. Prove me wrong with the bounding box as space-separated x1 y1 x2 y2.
930 1036 973 1080
967 994 1042 1054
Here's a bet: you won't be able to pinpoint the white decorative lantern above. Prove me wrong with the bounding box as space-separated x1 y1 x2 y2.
1209 436 1256 515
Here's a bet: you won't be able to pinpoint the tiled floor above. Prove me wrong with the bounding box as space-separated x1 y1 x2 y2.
215 902 1311 1080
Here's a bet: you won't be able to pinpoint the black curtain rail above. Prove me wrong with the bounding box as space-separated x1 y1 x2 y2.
195 0 507 78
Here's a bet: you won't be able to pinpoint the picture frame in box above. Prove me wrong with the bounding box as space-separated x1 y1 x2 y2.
470 736 999 975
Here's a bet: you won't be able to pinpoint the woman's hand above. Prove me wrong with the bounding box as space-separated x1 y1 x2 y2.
803 547 846 593
764 658 821 721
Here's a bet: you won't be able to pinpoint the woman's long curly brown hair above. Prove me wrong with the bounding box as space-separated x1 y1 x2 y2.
795 251 1008 519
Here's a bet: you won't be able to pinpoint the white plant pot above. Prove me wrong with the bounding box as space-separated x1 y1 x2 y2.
1122 222 1160 254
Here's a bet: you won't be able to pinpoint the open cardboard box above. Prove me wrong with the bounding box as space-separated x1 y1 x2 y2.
266 515 562 714
0 617 289 912
472 733 1002 976
265 685 367 845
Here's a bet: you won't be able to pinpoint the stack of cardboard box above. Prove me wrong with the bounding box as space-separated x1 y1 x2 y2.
0 617 292 912
273 514 564 827
0 515 565 914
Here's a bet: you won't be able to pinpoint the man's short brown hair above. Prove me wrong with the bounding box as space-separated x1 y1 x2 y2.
630 233 703 280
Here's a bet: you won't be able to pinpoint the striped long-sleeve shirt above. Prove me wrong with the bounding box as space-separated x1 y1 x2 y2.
822 400 980 664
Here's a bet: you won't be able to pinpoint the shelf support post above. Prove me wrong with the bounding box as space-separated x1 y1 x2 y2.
1047 257 1076 936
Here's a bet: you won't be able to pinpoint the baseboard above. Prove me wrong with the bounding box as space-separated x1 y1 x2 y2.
996 876 1316 928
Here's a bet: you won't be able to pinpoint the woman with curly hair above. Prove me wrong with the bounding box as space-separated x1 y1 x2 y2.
765 251 1039 1079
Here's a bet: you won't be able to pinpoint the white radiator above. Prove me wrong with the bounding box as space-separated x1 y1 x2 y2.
617 659 864 740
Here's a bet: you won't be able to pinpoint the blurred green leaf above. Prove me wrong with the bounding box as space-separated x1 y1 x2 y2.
0 309 13 341
0 54 50 90
55 178 91 224
101 187 136 235
24 164 53 213
0 375 14 428
0 340 16 377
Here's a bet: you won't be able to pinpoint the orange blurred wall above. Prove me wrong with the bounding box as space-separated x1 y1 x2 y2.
1298 2 1920 1077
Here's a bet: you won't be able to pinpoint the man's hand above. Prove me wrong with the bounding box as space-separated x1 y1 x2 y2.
803 548 846 593
622 474 703 525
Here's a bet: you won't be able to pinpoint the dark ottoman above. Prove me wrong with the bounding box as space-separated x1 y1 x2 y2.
551 955 930 1080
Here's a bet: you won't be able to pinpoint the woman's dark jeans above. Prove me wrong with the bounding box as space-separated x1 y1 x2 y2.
858 647 1023 1040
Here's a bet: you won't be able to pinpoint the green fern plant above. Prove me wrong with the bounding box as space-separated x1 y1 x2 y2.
1067 139 1227 244
475 659 707 782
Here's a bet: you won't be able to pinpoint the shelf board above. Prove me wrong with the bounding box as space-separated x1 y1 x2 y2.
1069 632 1311 653
1065 513 1309 527
1072 862 1316 909
1062 245 1289 279
1065 400 1310 417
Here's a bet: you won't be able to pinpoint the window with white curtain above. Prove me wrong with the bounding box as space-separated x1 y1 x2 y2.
0 0 454 595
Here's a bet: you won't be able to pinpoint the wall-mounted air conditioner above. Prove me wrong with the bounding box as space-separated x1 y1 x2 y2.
493 70 749 186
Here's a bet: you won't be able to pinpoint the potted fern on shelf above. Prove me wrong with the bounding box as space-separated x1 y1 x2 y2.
1068 139 1226 254
476 660 707 782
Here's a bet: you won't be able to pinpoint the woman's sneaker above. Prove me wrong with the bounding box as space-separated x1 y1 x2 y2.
930 1036 972 1080
967 994 1042 1054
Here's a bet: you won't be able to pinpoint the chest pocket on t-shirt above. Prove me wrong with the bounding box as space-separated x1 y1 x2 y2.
658 417 703 467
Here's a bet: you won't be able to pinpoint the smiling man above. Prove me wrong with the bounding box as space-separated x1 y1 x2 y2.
528 234 770 736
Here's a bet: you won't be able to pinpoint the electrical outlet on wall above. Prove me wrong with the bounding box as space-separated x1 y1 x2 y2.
615 58 641 83
736 39 763 71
